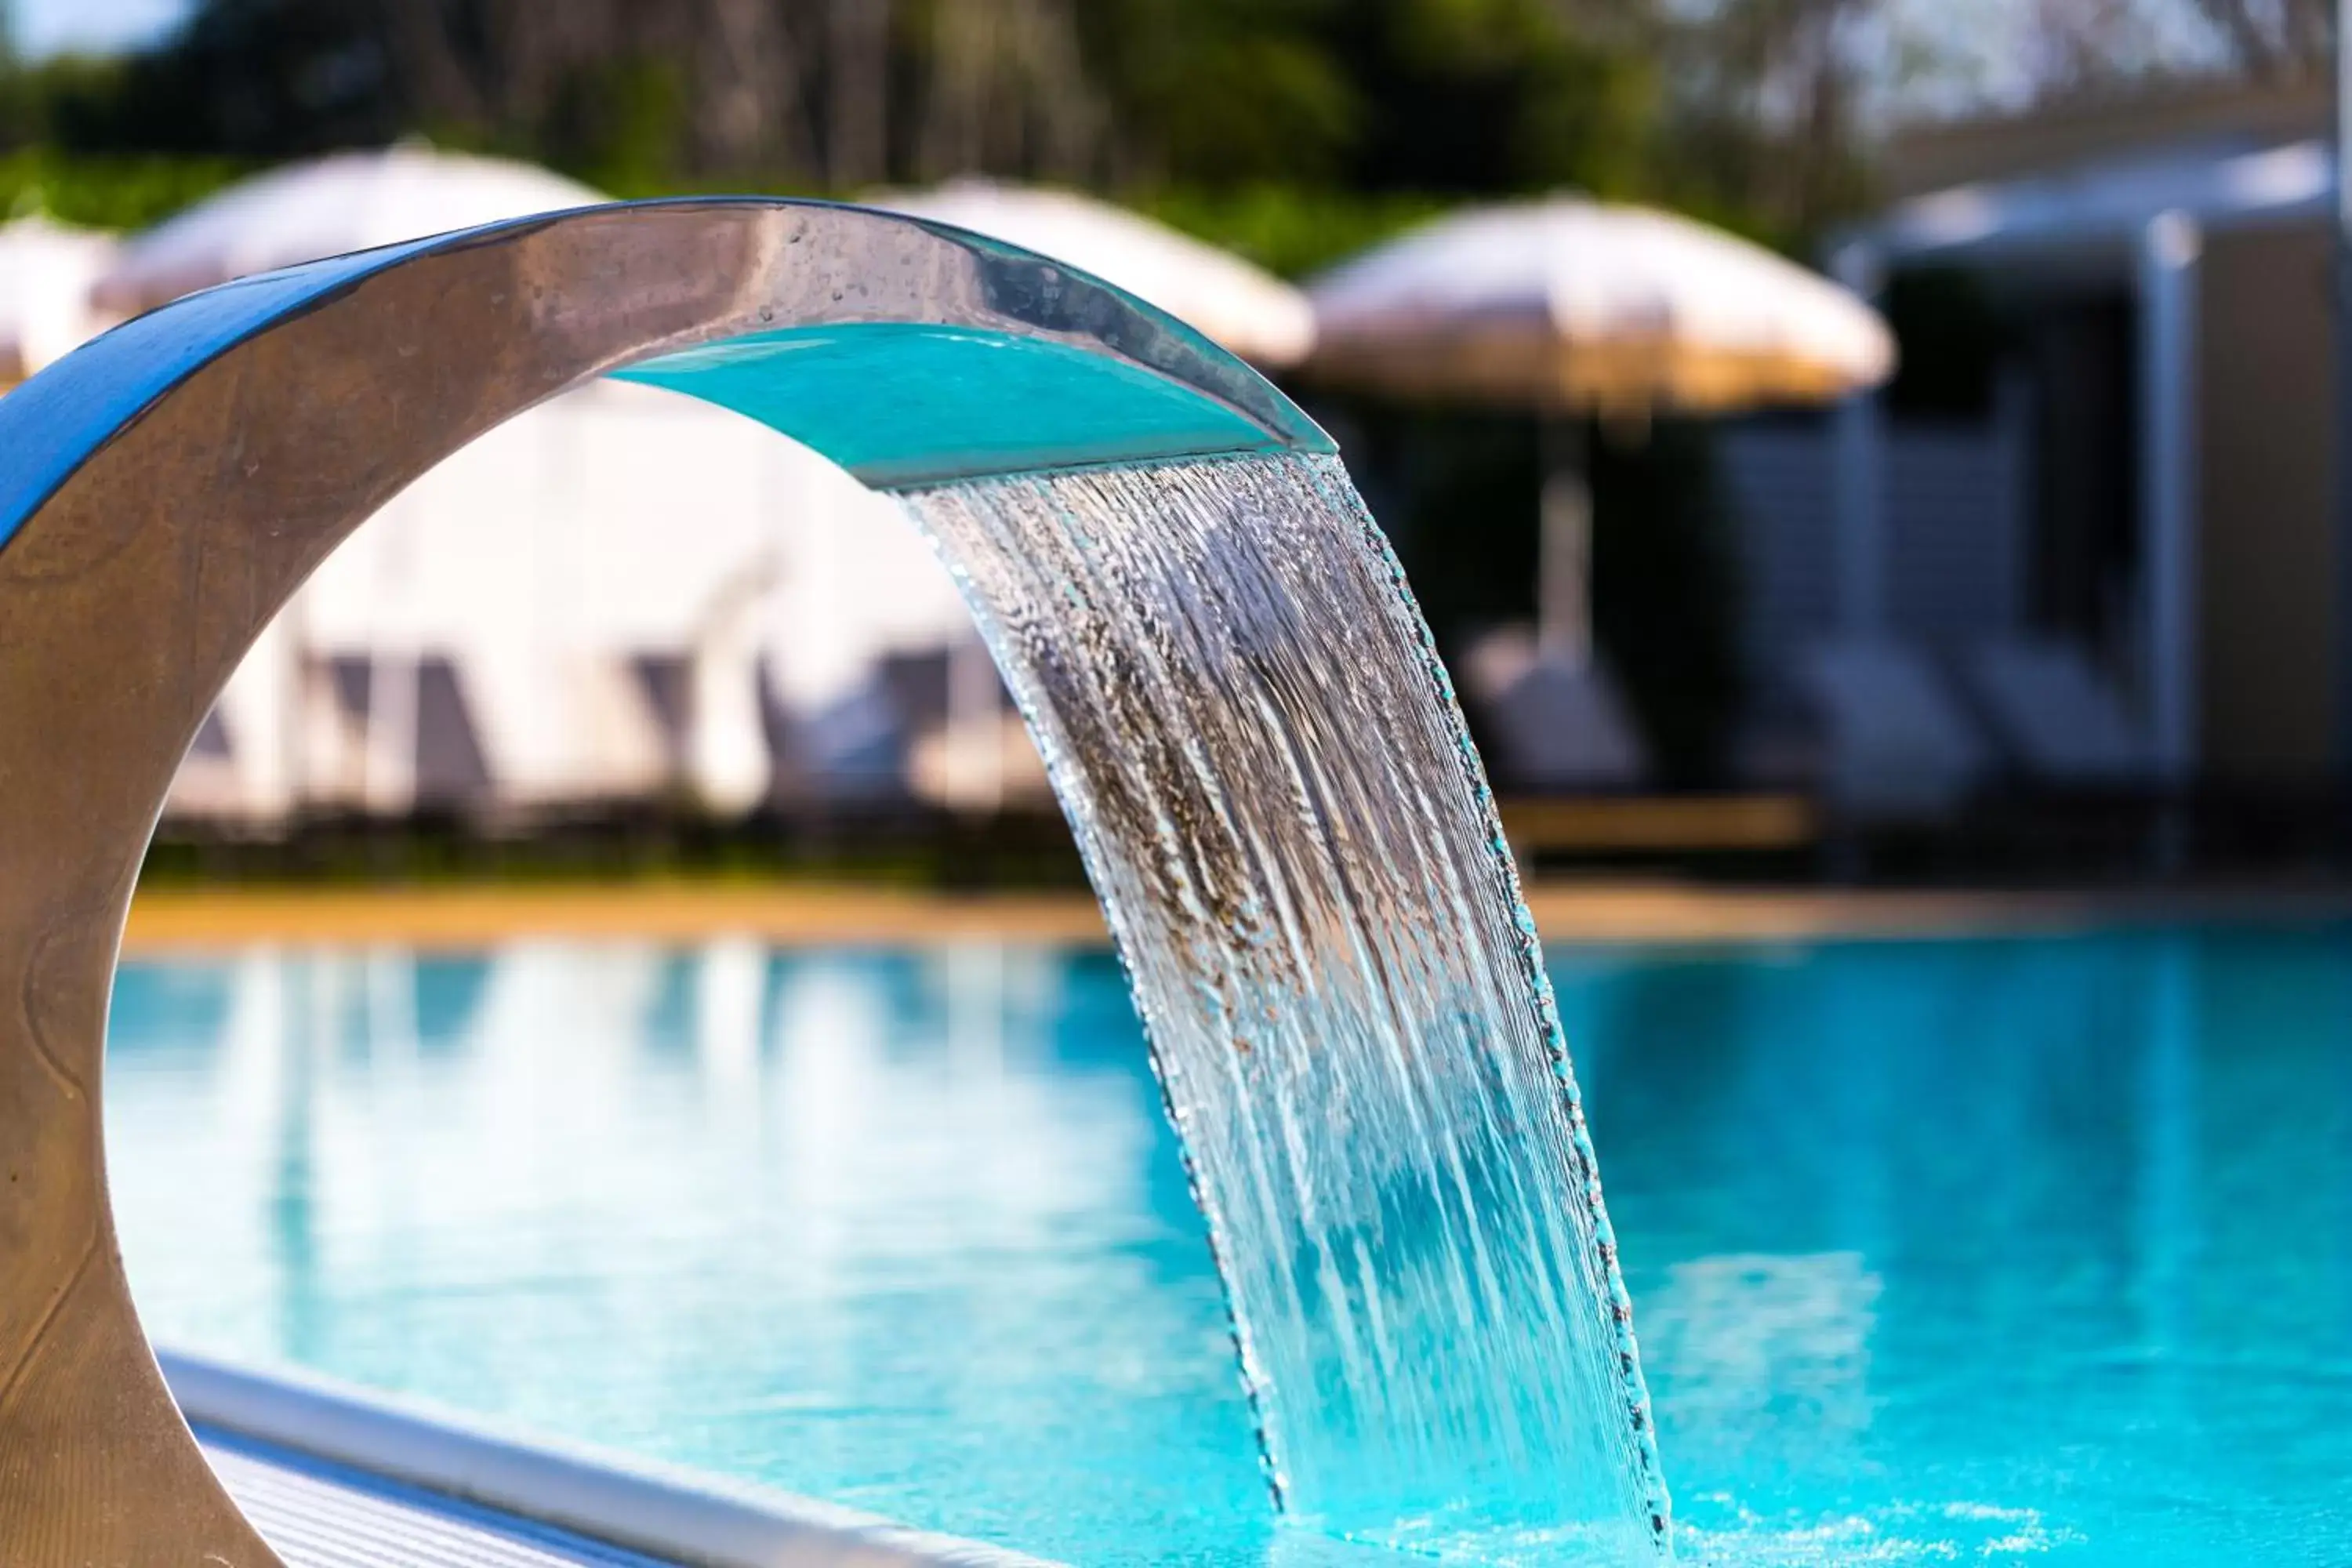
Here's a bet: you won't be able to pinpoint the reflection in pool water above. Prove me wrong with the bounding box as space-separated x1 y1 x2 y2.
108 926 2352 1565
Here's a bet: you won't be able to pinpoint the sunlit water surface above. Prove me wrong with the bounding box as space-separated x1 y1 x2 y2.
109 924 2352 1565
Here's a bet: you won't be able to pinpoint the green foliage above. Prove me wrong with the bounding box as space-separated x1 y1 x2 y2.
1079 0 1359 185
0 147 247 229
1131 185 1447 280
0 0 1689 204
589 165 828 205
1649 0 1877 245
1328 0 1660 196
539 57 688 194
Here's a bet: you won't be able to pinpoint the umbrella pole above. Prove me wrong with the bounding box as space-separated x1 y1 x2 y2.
1537 415 1592 666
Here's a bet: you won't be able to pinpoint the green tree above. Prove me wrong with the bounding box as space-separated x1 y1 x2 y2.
45 0 1671 200
1076 0 1357 186
1325 0 1659 196
2023 0 2331 93
0 0 22 151
1653 0 1877 247
906 0 1101 181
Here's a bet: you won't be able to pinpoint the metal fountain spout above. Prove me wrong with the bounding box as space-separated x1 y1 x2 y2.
0 198 1330 1566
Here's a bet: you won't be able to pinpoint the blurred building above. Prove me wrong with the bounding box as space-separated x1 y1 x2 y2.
1730 79 2347 809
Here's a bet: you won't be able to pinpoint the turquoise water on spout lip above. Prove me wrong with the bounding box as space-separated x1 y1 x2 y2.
107 923 2352 1565
615 324 1299 488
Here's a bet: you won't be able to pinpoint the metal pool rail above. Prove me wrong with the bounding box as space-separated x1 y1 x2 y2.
164 1350 1061 1568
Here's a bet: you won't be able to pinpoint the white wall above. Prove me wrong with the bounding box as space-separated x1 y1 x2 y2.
1721 408 2030 686
187 379 978 825
0 219 118 380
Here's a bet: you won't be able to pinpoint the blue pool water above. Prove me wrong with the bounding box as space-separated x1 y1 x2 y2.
107 924 2352 1565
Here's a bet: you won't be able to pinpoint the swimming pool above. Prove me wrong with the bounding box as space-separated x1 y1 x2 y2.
107 923 2352 1565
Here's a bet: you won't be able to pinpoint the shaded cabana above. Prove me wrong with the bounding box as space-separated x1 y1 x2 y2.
1305 197 1892 795
1833 132 2345 795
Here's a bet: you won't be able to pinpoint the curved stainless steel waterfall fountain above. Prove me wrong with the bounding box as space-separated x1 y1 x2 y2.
0 198 1333 1566
0 199 1675 1568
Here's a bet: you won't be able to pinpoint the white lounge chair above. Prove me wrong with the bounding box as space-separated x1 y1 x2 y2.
1458 624 1648 793
1798 639 1992 819
1962 637 2154 790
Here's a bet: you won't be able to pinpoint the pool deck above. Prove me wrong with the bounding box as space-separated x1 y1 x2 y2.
122 877 2352 956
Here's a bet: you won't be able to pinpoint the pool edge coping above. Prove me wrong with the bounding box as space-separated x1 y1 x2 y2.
119 879 2352 957
158 1345 1069 1568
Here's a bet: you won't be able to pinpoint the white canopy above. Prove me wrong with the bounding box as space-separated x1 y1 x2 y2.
96 151 1002 828
1307 197 1894 412
0 216 118 383
1865 139 2332 265
95 145 606 314
869 179 1317 368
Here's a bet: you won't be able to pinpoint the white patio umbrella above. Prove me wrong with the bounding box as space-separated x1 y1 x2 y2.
1307 196 1893 413
0 216 118 384
869 178 1317 368
93 143 607 315
1306 197 1893 790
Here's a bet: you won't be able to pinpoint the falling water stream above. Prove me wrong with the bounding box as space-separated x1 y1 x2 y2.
899 452 1670 1563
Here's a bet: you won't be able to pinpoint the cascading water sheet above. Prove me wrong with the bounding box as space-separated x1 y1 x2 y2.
900 452 1671 1563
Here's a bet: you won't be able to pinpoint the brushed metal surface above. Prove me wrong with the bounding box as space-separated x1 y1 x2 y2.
0 198 1327 1565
